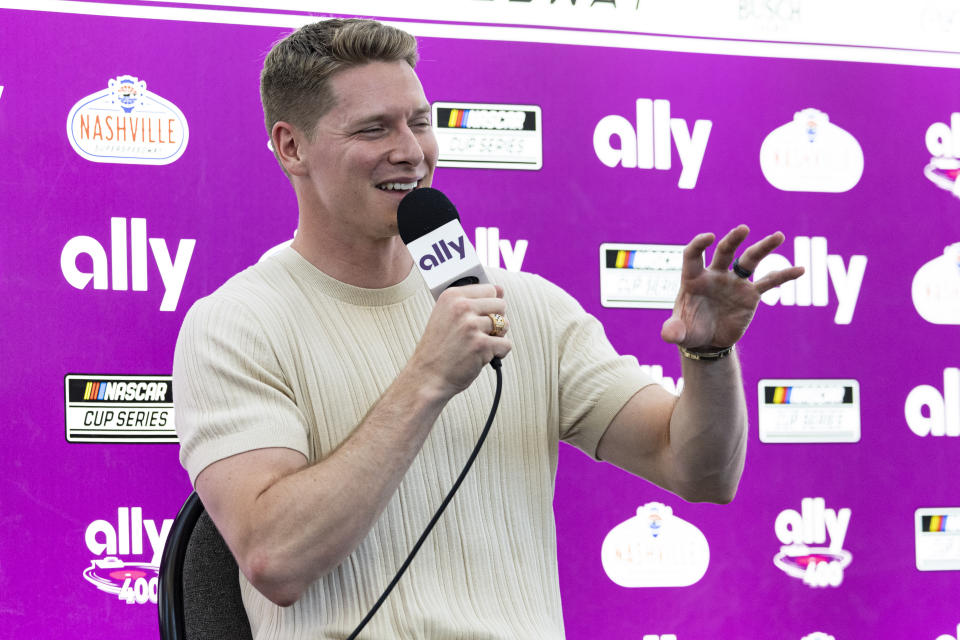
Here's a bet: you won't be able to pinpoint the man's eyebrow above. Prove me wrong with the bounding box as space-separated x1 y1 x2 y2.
347 114 385 128
348 106 432 127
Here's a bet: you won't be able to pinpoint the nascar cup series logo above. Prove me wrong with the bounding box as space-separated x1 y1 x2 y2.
600 502 709 587
915 508 960 571
758 379 860 443
67 75 189 164
432 102 542 170
83 507 173 605
774 498 852 587
599 243 684 309
924 113 960 198
64 374 176 443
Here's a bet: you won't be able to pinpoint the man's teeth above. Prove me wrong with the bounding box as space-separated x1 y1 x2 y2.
377 182 417 191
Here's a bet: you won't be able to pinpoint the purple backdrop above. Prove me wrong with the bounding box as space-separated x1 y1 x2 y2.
1 7 959 639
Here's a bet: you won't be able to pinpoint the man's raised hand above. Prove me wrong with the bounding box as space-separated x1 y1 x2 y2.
660 225 805 350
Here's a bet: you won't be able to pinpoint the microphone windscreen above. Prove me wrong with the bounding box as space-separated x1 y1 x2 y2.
397 188 460 244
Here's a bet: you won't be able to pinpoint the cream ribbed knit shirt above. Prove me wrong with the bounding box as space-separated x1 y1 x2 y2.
174 247 652 639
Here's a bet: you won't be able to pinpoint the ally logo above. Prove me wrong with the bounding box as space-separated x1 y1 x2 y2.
753 236 866 325
905 367 960 437
593 98 712 189
60 217 196 312
638 363 684 395
601 502 709 587
83 507 173 605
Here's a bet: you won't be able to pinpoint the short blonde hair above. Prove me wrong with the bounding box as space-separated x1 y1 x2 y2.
260 18 419 139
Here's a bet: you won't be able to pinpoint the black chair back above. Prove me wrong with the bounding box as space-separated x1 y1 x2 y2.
158 492 253 640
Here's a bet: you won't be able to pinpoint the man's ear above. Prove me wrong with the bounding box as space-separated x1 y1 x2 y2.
272 121 309 177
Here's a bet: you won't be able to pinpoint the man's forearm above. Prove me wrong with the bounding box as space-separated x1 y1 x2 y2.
600 226 801 501
668 349 748 503
198 364 451 607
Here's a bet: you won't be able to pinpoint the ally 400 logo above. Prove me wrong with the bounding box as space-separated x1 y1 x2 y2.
774 497 852 587
83 507 173 605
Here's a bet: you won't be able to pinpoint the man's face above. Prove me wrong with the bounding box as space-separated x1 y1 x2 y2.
297 60 438 241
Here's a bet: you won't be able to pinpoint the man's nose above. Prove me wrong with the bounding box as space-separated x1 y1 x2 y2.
389 125 426 165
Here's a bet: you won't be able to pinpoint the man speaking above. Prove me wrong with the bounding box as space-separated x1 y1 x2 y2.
173 18 802 639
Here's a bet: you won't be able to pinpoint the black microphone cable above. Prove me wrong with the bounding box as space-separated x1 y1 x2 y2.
346 357 503 640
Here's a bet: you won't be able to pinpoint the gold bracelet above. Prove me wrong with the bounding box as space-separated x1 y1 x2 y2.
678 344 733 361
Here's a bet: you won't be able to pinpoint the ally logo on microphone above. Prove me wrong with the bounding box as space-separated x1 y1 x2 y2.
417 234 467 271
407 220 489 298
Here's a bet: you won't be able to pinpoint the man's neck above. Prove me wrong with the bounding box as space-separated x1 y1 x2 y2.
290 224 414 289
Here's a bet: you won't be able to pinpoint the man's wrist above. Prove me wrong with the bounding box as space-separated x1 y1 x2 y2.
678 344 734 361
397 357 459 407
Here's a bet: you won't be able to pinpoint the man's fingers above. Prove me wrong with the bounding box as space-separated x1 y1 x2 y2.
734 231 786 274
708 225 750 271
754 266 805 294
469 297 507 317
682 232 715 279
439 283 502 300
439 285 506 318
487 336 512 360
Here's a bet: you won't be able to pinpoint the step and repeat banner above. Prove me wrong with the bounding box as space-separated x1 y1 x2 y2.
1 3 959 639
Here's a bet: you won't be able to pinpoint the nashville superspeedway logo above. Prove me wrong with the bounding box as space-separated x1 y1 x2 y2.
66 75 189 165
65 374 176 443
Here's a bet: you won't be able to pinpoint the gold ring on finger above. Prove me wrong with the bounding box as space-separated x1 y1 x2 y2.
488 313 507 337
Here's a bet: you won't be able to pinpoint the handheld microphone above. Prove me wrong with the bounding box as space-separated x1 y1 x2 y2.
397 188 490 299
397 187 500 371
347 188 505 640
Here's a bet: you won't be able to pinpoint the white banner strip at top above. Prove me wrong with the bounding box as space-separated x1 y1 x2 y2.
4 0 960 67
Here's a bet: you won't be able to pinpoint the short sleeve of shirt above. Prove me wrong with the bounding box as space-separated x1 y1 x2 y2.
173 295 310 485
534 275 655 458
